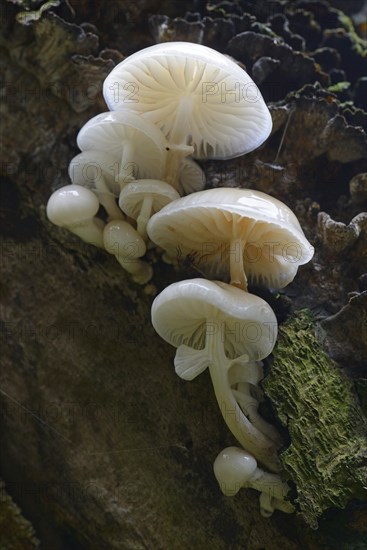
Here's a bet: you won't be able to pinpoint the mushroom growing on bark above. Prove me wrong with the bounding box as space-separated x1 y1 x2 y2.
69 151 123 221
103 220 152 284
151 277 280 472
229 361 281 444
213 446 294 516
103 42 272 188
177 157 206 196
46 184 105 248
77 111 167 187
147 187 314 291
118 180 180 240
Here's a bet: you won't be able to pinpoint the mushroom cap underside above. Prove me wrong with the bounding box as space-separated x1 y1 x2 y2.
69 150 121 196
147 188 314 288
119 180 180 218
151 278 277 361
103 42 272 159
76 111 167 180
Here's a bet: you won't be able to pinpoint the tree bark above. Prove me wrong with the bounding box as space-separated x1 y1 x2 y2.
1 1 366 548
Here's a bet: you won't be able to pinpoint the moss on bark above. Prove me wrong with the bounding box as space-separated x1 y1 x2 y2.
264 311 367 528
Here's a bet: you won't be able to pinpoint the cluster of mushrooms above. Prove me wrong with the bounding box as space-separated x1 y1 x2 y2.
47 42 314 517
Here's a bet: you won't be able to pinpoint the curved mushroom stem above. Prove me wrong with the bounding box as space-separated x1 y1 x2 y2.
228 360 263 387
170 96 193 145
93 176 124 221
228 360 282 444
117 257 153 284
228 220 256 291
70 218 105 248
206 321 280 472
232 383 282 445
229 236 248 291
136 195 154 240
252 470 294 515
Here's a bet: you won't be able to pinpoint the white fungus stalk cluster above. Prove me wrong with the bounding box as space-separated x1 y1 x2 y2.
46 42 314 517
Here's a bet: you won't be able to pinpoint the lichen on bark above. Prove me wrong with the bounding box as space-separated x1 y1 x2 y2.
264 310 367 528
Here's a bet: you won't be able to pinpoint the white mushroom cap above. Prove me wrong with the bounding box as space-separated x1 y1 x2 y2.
103 42 272 160
151 278 280 471
119 180 180 240
214 447 294 515
119 180 180 219
47 185 99 227
76 111 167 183
103 220 152 284
147 187 314 290
151 278 277 366
213 446 258 496
103 220 146 260
46 184 105 247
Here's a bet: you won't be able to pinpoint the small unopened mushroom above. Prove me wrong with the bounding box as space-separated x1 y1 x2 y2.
178 157 206 195
103 221 152 284
69 151 123 221
147 187 314 291
46 184 104 248
213 446 294 516
103 42 272 187
118 180 180 240
77 111 167 187
151 277 280 471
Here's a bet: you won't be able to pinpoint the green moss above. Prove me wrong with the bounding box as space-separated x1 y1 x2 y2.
16 1 61 25
327 81 351 93
264 311 367 528
338 12 367 58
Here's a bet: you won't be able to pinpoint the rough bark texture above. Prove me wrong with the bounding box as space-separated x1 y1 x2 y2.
0 479 40 549
1 0 367 548
265 311 367 528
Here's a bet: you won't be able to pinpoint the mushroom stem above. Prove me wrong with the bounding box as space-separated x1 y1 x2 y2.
164 144 194 190
229 237 247 291
118 141 135 186
233 383 282 444
117 257 153 284
228 219 257 290
93 176 124 221
206 322 280 472
164 96 195 189
259 493 295 516
70 219 105 248
213 447 294 516
170 95 193 145
136 195 154 240
228 360 263 387
251 470 291 502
